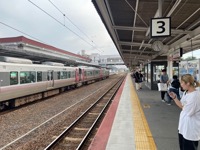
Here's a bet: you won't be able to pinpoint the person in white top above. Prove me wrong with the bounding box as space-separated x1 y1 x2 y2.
169 74 200 150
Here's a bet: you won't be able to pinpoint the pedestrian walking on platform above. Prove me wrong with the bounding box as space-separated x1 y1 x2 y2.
169 74 200 150
160 69 169 102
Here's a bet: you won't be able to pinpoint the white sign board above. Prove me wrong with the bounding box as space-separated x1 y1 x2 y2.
172 48 183 59
151 17 171 38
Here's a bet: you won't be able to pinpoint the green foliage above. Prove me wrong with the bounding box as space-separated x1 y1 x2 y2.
182 56 197 60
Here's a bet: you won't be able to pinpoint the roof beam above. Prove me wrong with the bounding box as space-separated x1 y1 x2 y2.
152 26 200 59
112 25 147 31
123 54 151 59
170 26 200 50
122 49 156 54
112 25 192 34
119 41 151 48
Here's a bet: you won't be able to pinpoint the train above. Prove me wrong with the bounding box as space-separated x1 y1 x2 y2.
0 56 109 110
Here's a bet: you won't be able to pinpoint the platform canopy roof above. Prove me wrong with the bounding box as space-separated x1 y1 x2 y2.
0 36 101 67
92 0 200 67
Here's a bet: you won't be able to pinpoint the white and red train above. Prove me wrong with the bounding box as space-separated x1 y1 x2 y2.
0 56 109 110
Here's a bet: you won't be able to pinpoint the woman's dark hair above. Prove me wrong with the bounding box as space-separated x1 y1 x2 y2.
173 75 178 79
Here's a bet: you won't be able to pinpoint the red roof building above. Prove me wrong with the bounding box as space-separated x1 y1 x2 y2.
0 36 91 62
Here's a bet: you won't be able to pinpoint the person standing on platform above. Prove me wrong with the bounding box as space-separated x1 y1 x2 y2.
160 69 169 102
166 75 180 105
131 70 136 78
138 71 143 89
169 74 200 150
134 70 143 90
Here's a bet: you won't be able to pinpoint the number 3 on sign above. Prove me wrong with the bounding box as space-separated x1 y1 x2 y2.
151 17 171 38
157 21 165 33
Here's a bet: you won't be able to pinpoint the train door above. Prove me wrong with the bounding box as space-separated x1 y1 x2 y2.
75 68 79 82
79 68 82 81
47 70 54 88
100 69 103 78
82 69 85 81
0 79 2 93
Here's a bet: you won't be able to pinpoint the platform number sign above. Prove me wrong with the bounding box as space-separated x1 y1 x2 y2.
151 17 171 38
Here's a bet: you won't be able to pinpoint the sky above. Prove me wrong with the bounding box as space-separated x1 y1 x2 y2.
1 0 199 62
0 0 119 56
182 49 200 59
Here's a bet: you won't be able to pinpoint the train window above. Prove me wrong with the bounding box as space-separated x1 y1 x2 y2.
60 71 67 79
71 71 75 78
47 71 53 81
57 72 60 79
30 72 36 82
20 72 29 84
87 71 90 76
37 72 42 82
64 72 67 79
87 71 91 76
10 72 18 85
68 72 71 78
20 71 36 84
60 71 64 79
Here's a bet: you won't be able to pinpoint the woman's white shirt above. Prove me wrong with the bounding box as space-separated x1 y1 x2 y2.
178 90 200 140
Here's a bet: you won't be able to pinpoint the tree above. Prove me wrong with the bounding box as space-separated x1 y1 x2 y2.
182 56 197 61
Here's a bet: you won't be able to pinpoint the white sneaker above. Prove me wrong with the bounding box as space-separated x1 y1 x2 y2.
162 99 165 102
167 103 171 105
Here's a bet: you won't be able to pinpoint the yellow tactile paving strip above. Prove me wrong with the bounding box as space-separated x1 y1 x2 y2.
129 76 157 150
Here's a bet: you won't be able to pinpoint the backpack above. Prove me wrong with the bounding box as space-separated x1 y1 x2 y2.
171 79 180 89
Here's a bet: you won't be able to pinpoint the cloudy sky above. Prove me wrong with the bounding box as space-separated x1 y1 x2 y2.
183 50 200 59
0 0 119 56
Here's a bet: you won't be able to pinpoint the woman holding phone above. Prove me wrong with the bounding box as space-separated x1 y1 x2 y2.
169 74 200 150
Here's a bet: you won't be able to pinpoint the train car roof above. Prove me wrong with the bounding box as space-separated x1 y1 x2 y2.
79 66 100 70
42 61 65 66
0 61 76 70
76 60 101 68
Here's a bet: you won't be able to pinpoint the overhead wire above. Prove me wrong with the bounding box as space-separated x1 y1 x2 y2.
28 0 96 49
0 21 46 44
48 0 104 53
28 0 103 53
48 0 66 26
48 0 91 42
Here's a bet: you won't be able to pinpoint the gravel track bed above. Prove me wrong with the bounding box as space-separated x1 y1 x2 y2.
0 75 121 149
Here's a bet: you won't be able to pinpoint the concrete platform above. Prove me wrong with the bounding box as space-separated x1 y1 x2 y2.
88 74 200 150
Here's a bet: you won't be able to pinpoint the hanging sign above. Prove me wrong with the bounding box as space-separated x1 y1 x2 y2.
172 48 183 59
151 17 171 38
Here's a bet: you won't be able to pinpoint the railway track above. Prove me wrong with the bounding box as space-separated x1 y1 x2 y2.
44 76 125 150
0 74 125 150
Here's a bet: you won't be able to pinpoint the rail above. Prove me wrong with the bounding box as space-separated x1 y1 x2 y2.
44 76 125 150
